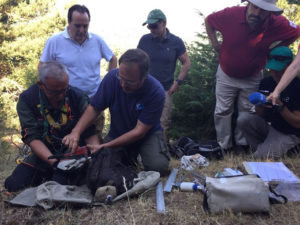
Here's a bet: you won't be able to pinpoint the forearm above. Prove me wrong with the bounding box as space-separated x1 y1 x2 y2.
85 134 100 145
205 18 220 52
72 105 98 135
104 128 146 149
274 55 300 95
103 120 151 148
280 108 300 128
177 58 190 81
255 105 265 118
169 52 191 94
108 55 117 71
29 140 57 166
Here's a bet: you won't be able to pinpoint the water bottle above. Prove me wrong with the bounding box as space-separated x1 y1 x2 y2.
180 182 202 192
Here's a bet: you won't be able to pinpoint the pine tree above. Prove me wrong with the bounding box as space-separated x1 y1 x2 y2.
0 0 68 131
278 0 300 53
168 13 219 140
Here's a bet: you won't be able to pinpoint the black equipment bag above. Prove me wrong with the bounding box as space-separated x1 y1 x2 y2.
170 136 223 160
87 148 137 195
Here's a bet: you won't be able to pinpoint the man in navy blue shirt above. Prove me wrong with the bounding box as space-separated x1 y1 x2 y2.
138 9 190 140
63 49 170 175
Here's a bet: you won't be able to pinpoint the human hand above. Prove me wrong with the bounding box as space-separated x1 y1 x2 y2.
266 91 280 105
62 131 80 153
271 98 285 112
213 44 221 53
168 82 179 95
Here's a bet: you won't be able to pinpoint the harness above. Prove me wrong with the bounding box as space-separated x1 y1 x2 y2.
38 90 72 148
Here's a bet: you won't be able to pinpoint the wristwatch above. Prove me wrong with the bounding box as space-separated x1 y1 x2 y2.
176 79 184 85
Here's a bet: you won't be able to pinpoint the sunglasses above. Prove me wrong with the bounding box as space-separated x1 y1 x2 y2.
268 55 292 62
147 22 160 30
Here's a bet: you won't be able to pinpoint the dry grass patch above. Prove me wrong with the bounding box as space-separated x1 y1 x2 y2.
1 139 300 225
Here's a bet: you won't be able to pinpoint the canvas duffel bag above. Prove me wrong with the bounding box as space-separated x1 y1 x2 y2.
203 174 270 213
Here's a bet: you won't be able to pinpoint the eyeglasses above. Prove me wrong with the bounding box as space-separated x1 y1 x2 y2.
147 22 160 30
117 72 140 86
268 55 292 62
43 84 69 96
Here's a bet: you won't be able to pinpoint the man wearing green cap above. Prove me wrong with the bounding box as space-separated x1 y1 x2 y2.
205 0 300 153
237 46 300 159
138 9 191 140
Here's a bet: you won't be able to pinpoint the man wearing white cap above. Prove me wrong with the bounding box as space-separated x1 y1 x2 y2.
237 46 300 159
205 0 300 152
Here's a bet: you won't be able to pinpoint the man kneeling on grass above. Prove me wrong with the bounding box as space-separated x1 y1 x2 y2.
5 61 99 192
237 46 300 159
63 49 170 176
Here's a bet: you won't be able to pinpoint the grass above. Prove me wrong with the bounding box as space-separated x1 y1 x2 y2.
1 134 300 225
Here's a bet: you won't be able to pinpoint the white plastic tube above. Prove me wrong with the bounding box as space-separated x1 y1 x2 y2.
180 182 199 191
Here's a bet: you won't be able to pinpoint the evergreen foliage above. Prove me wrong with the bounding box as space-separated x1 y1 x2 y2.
168 30 219 140
0 0 69 131
287 0 300 5
278 0 300 53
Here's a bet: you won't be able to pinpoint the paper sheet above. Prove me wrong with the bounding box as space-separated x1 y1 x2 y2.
243 161 300 183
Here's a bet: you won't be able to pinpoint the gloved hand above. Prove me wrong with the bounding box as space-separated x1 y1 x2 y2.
53 157 90 171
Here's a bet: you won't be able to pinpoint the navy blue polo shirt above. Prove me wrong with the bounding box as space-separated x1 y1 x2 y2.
137 29 186 90
91 69 165 139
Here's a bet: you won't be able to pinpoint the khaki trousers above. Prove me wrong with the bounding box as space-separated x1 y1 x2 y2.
237 112 300 159
160 91 173 140
214 65 263 149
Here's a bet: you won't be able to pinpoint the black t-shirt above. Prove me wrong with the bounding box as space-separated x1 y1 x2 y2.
259 76 300 137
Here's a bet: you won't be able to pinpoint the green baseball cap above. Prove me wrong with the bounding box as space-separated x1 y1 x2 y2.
265 46 293 71
143 9 166 26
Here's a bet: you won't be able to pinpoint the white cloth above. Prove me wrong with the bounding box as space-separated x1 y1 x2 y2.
180 154 209 171
57 157 89 171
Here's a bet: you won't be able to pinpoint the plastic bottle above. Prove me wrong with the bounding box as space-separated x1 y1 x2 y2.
180 182 201 192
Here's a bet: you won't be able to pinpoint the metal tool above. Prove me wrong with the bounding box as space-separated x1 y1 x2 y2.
191 171 206 182
156 181 166 214
163 168 178 192
174 174 186 187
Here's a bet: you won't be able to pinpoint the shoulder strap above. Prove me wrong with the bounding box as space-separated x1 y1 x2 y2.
269 185 288 204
